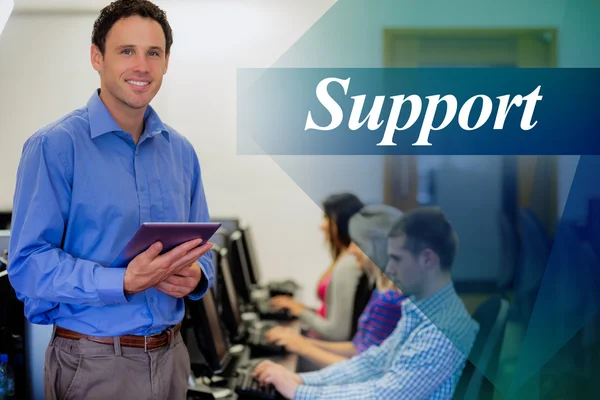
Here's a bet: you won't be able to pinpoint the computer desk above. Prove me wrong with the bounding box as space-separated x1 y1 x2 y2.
188 319 300 400
263 319 300 371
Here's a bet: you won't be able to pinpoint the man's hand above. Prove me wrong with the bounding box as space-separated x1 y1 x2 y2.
253 361 302 399
271 296 306 316
154 261 202 298
123 239 212 295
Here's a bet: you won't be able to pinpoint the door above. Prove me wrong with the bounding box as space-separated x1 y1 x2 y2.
383 28 558 233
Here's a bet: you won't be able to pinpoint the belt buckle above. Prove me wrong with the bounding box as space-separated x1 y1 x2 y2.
144 331 160 353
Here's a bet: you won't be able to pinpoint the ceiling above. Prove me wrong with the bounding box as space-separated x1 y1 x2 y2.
14 0 112 11
12 0 200 12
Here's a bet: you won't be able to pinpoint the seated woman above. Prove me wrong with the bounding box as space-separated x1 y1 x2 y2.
270 193 365 341
266 204 407 369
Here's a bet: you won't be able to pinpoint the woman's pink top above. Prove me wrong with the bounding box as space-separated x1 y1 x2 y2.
316 271 332 318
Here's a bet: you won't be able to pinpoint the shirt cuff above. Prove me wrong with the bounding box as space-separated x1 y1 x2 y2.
294 385 322 400
95 267 128 306
298 372 322 386
187 263 210 300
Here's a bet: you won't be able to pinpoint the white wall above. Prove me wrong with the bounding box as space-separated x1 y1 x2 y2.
0 1 337 307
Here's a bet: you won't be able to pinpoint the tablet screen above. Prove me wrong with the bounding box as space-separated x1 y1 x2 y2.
110 222 222 267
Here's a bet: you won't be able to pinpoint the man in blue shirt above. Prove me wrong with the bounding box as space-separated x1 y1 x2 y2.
7 1 213 398
253 207 479 399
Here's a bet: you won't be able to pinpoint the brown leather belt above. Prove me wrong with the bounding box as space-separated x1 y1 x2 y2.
55 322 182 352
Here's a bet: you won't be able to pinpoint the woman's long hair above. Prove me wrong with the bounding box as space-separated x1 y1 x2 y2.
317 193 365 289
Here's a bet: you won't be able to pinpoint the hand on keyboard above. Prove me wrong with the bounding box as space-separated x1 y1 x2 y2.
235 368 277 400
264 326 295 343
270 334 308 354
247 325 288 358
270 296 305 317
253 360 302 400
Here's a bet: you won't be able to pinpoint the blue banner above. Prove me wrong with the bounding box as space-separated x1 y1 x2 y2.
238 68 600 155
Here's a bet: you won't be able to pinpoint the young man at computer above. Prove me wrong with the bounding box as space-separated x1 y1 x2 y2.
253 207 479 399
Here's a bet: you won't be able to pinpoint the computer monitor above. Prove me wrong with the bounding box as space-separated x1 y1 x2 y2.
227 230 253 305
211 229 230 250
0 230 9 255
0 230 9 276
211 218 239 236
209 248 220 301
208 231 229 301
239 227 261 285
185 289 231 375
216 248 243 342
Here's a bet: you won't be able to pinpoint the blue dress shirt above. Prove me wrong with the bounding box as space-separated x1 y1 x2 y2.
8 89 214 337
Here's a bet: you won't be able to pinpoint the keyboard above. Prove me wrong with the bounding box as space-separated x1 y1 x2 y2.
247 324 287 358
267 281 298 298
234 368 278 400
254 300 295 321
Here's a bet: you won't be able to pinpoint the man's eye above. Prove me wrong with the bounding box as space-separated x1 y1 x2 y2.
122 49 133 55
149 51 159 57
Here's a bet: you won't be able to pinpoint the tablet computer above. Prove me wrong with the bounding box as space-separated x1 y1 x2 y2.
110 222 222 268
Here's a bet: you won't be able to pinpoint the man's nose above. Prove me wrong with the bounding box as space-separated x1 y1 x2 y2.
132 53 150 73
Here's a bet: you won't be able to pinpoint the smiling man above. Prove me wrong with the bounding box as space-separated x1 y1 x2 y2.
8 1 213 398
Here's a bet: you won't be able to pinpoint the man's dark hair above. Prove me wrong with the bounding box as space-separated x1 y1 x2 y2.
92 0 173 55
388 206 458 270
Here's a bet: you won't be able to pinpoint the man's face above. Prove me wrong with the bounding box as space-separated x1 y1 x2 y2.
91 16 169 111
385 235 424 297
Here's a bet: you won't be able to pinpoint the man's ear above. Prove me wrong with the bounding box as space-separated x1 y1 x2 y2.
420 248 439 271
90 44 103 72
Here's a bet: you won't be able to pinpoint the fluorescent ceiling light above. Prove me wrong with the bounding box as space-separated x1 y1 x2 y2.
0 0 14 37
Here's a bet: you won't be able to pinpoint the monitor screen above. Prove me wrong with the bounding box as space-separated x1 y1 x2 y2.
202 290 230 371
240 227 261 285
184 288 231 375
217 248 242 339
227 231 252 304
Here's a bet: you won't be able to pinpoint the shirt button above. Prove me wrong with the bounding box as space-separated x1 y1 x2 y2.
140 186 145 192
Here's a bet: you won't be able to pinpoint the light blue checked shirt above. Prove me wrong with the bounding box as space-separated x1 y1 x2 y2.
295 283 479 400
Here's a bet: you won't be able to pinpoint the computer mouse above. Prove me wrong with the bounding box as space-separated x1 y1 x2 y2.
229 344 245 354
212 388 232 399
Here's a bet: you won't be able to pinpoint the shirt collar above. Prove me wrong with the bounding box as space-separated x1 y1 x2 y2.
402 282 456 319
87 89 170 142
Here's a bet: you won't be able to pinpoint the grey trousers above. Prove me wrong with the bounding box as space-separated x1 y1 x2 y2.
44 325 191 400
